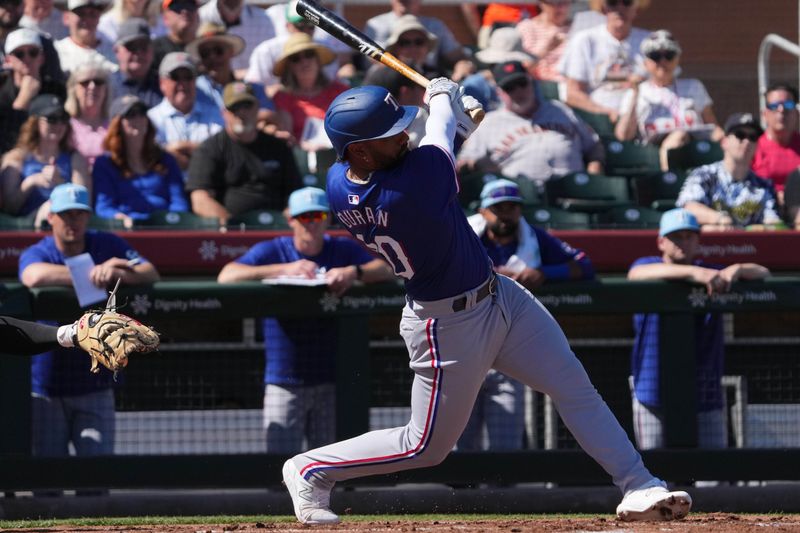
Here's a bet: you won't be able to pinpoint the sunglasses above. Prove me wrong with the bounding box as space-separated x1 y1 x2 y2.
501 77 530 92
295 211 328 224
43 114 69 124
289 50 317 63
169 71 195 82
199 44 227 59
11 48 41 60
646 50 677 62
167 1 197 11
732 130 760 142
766 100 797 111
397 37 426 47
78 78 106 87
124 40 150 53
606 0 634 6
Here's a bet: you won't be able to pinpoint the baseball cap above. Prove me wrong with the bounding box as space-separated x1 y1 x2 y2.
50 183 92 214
659 208 699 237
158 51 197 78
68 0 109 12
640 29 682 56
493 61 529 90
186 22 245 61
288 187 329 217
384 15 437 50
162 0 197 10
723 112 763 136
4 28 42 55
222 81 257 110
115 17 150 47
29 93 66 118
480 179 524 208
110 94 146 118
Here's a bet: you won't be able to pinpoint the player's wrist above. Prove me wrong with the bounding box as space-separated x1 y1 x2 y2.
57 323 77 348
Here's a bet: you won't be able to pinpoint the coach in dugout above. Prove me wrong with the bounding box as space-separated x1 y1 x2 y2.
217 187 393 453
459 178 595 451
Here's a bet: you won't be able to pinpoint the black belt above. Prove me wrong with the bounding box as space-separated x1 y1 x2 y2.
451 276 495 312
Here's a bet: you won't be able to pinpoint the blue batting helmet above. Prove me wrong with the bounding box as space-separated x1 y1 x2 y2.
324 85 418 159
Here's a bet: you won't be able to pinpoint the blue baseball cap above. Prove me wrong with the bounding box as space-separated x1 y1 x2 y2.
480 179 524 208
288 187 329 217
50 183 92 213
659 208 699 236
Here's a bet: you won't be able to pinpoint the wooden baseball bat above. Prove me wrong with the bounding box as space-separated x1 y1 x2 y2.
295 0 484 123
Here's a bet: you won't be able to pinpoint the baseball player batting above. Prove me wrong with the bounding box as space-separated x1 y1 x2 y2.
281 79 692 524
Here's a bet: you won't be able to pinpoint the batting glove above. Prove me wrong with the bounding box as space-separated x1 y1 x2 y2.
453 92 482 139
424 77 460 105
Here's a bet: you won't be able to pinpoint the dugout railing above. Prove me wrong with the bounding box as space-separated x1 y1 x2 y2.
0 278 799 490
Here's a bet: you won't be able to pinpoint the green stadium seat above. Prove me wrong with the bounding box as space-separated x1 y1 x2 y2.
523 206 592 230
604 140 661 178
0 213 35 230
89 215 128 231
227 209 290 230
594 205 663 229
632 171 687 211
135 210 220 230
538 80 560 101
666 140 723 172
545 172 631 213
571 107 614 138
458 172 544 210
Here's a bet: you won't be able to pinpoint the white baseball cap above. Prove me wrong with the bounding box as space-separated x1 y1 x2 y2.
67 0 110 12
4 28 42 55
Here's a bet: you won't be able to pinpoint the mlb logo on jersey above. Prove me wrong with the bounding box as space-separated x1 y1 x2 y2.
348 194 360 205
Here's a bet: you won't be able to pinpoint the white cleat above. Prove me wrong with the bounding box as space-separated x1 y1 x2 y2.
616 480 692 521
282 459 340 525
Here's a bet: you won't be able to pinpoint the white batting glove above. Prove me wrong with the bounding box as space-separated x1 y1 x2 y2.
424 77 460 105
453 92 482 139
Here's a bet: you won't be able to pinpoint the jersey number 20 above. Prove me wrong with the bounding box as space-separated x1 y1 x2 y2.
356 234 415 280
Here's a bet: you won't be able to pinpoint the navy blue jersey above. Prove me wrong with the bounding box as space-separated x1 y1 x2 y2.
327 145 491 301
236 235 374 386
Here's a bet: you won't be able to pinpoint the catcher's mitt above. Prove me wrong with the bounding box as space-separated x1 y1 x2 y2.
75 310 160 373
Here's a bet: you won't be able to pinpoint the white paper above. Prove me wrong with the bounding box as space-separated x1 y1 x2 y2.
64 253 107 307
261 276 329 287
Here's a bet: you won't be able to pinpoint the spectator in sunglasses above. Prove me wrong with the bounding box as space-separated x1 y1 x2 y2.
54 0 118 76
0 0 65 85
217 186 393 453
147 51 223 171
677 113 782 230
151 0 199 75
0 28 66 151
0 93 91 226
458 61 604 185
272 33 347 150
186 81 301 223
363 15 441 86
110 17 162 108
65 60 112 168
92 95 188 227
97 0 166 46
560 0 649 123
615 30 724 170
751 83 800 200
187 22 275 125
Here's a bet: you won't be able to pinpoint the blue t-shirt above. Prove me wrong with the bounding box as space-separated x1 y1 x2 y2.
19 152 73 216
18 231 148 396
92 152 189 220
629 256 724 411
326 144 491 301
235 235 374 386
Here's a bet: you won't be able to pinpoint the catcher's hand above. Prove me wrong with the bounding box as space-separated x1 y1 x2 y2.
75 311 160 373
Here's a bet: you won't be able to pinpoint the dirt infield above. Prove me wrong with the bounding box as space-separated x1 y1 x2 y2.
5 514 800 533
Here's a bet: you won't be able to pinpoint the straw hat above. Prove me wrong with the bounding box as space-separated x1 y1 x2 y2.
384 15 437 50
185 22 246 62
273 32 335 77
475 27 533 65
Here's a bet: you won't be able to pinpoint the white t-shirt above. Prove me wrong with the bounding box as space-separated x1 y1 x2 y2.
559 24 649 112
97 12 167 45
618 78 713 143
54 36 119 75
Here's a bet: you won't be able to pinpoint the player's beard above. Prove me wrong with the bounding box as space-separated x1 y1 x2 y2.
489 218 518 238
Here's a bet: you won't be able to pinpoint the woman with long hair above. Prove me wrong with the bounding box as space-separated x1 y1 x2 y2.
0 94 91 224
92 95 188 228
272 33 347 150
66 61 113 168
